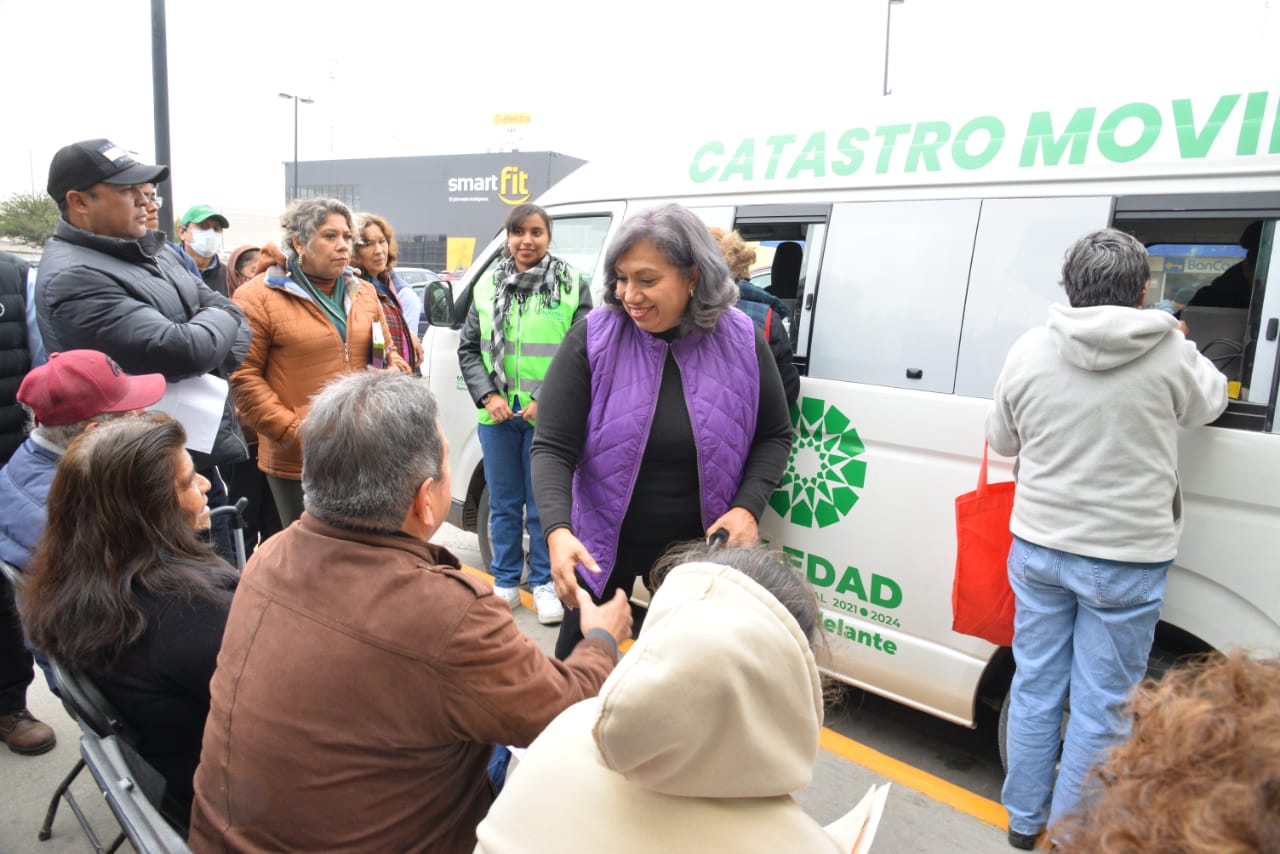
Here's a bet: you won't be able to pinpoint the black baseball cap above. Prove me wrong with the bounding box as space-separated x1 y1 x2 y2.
47 139 169 202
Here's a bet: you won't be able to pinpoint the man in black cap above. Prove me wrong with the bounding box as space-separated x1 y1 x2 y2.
35 139 253 558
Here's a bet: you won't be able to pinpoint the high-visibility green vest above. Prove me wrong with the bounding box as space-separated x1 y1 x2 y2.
474 266 584 425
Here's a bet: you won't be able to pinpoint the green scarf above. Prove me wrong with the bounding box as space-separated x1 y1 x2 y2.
291 257 348 340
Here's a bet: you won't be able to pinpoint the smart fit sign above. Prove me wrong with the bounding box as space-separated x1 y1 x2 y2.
446 166 531 205
689 91 1280 185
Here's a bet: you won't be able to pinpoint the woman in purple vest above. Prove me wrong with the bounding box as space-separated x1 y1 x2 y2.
532 204 793 658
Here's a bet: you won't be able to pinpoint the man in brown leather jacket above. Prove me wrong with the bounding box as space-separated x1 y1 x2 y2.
190 371 632 853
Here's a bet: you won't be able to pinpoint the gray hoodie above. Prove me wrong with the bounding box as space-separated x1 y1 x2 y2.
987 304 1227 563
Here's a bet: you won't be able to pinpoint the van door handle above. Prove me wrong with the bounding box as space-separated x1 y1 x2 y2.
1267 318 1278 341
906 368 923 380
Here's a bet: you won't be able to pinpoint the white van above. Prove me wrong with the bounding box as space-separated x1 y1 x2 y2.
421 86 1280 737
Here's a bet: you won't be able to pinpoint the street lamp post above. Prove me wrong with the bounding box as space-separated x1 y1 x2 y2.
883 0 905 96
279 92 314 201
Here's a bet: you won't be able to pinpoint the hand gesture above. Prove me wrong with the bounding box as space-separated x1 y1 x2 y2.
578 589 633 645
547 527 600 605
706 506 759 547
484 394 513 423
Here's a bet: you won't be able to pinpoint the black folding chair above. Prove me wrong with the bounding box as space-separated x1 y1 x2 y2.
39 658 138 852
80 735 192 854
209 496 250 570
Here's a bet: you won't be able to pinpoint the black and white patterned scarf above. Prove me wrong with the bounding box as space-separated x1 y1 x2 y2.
488 253 572 392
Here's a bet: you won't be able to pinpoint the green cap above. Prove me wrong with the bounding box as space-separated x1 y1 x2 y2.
180 204 229 228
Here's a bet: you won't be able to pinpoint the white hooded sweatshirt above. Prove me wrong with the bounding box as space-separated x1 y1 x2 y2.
987 304 1227 563
474 562 867 854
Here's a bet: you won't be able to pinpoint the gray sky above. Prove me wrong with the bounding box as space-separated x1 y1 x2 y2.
1 0 1275 214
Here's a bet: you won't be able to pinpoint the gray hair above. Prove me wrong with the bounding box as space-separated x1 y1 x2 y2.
602 204 737 335
651 541 820 646
1061 228 1150 308
301 372 444 533
26 407 134 449
280 198 354 263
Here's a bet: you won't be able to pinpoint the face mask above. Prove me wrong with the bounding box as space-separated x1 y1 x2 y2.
188 227 222 258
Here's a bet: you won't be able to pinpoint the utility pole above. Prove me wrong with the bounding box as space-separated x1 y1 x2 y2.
151 0 174 237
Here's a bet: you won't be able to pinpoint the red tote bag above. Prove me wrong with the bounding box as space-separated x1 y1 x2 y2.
951 442 1016 646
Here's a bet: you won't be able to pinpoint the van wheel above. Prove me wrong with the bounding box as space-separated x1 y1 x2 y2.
477 485 494 573
997 643 1175 775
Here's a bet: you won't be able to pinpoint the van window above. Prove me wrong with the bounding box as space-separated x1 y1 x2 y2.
468 214 613 291
808 199 981 394
953 196 1113 398
546 216 613 278
1117 210 1277 426
1148 243 1247 308
734 207 830 363
1149 241 1250 388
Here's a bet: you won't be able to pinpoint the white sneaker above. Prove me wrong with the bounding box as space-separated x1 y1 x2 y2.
533 583 564 625
493 585 520 608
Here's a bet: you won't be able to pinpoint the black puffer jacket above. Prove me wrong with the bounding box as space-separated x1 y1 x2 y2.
0 252 30 465
36 221 251 467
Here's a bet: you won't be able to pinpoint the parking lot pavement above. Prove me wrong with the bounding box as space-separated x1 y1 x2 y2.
2 674 123 853
0 524 1010 852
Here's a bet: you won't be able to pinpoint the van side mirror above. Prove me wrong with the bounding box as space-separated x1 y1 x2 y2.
424 281 456 326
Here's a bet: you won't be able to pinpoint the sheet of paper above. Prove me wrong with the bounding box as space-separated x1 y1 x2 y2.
150 374 228 454
824 782 891 854
852 782 890 854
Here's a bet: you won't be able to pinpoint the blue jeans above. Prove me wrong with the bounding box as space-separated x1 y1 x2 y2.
1002 536 1169 835
477 419 549 588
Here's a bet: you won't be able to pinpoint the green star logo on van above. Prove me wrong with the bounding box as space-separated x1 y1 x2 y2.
770 397 866 528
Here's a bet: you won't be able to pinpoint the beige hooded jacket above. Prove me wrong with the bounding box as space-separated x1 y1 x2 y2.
474 561 867 854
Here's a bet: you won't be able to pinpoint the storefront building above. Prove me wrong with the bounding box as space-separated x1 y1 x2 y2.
284 151 586 271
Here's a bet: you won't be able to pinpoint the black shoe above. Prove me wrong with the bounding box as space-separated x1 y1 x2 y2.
1008 828 1041 850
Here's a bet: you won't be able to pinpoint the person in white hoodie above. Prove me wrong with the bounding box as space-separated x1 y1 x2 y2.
987 228 1228 850
473 544 874 854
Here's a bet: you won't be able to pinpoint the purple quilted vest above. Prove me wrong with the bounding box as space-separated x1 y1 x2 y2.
571 306 759 597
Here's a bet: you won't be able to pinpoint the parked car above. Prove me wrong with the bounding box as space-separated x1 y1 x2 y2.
396 267 441 288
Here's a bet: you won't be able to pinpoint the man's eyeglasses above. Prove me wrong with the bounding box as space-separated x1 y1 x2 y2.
144 193 163 208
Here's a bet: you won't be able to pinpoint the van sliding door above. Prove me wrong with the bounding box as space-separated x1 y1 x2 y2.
953 196 1114 398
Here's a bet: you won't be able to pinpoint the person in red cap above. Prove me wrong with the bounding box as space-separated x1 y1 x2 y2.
0 350 165 755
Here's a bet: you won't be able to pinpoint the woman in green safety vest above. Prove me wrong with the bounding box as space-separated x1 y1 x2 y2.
458 204 592 627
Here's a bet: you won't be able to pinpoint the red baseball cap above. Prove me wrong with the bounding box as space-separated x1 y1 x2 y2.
17 351 166 427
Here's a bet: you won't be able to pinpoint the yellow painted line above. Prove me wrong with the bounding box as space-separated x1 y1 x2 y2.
461 563 1007 829
819 728 1008 829
461 564 534 610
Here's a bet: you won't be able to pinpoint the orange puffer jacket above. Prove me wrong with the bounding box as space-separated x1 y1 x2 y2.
230 265 409 479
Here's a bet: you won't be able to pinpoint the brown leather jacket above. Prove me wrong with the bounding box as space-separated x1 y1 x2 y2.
229 264 409 478
189 516 617 853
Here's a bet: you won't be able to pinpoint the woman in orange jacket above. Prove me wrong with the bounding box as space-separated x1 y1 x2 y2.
230 198 409 526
